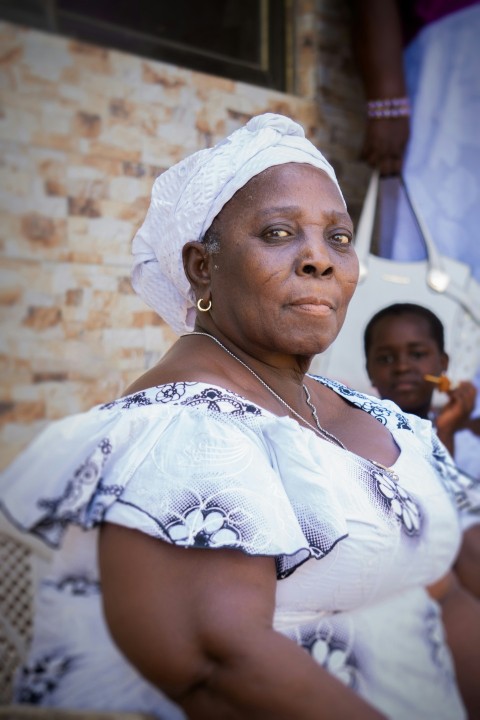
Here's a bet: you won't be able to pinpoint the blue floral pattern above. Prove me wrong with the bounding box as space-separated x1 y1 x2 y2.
44 575 100 596
180 386 262 416
288 619 359 690
312 375 413 431
16 652 76 704
427 430 480 516
425 605 457 686
373 466 422 536
310 636 358 688
166 506 241 547
101 391 153 410
33 437 114 546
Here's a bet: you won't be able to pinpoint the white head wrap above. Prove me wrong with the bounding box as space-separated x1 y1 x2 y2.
131 112 344 335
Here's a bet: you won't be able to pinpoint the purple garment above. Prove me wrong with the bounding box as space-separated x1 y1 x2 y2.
400 0 479 43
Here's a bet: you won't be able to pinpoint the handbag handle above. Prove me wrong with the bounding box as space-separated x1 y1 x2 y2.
354 171 480 323
354 170 449 291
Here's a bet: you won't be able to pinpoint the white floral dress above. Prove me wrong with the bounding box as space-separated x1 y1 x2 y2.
1 377 478 719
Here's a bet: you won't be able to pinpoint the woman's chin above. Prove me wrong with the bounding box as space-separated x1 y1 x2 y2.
293 341 335 362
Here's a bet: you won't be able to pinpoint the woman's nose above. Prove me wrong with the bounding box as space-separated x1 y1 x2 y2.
296 238 333 277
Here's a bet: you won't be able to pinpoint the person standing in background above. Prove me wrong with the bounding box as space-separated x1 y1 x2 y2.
350 0 480 460
350 0 480 276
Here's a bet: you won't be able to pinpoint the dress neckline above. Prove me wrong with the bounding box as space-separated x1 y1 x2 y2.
117 378 403 472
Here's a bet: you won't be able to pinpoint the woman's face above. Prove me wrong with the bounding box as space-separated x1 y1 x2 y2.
366 313 448 414
206 163 358 362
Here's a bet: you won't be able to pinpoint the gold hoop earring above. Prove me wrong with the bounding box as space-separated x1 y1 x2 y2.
197 298 212 312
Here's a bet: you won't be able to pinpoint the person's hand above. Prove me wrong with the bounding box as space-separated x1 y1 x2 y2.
436 381 477 452
360 116 410 176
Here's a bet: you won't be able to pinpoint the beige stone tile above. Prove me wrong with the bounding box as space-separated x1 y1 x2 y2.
68 154 123 178
30 131 80 153
109 49 143 85
98 197 149 225
72 110 102 139
19 213 67 249
109 176 150 203
23 29 73 82
0 23 23 63
86 140 141 163
0 103 41 144
0 420 49 471
0 399 46 424
0 354 32 388
68 39 112 75
141 61 189 89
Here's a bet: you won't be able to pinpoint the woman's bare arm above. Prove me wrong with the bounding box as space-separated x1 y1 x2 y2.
99 524 385 719
454 524 480 600
349 0 410 175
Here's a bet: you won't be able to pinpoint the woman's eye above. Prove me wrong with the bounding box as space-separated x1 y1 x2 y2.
332 232 352 245
264 228 290 239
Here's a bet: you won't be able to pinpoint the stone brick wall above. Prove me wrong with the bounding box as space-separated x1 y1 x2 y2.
0 0 366 469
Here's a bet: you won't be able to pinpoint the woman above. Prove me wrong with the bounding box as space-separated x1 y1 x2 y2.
1 114 478 719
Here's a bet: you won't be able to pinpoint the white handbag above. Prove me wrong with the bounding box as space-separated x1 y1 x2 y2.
310 171 480 394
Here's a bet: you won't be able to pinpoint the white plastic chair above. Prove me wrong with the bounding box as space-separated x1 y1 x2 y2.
0 513 155 718
0 512 52 705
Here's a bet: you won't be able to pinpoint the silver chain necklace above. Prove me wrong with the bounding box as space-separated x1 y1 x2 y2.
182 331 346 449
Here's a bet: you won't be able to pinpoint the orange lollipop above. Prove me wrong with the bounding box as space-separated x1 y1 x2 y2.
424 374 451 392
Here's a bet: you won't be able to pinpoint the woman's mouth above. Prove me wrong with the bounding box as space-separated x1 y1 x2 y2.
290 298 334 315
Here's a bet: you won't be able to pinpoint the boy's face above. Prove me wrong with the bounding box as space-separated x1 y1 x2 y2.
366 313 448 416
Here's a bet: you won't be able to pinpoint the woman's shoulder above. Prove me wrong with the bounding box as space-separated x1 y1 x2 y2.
0 379 351 579
0 381 275 500
101 380 266 419
0 381 288 540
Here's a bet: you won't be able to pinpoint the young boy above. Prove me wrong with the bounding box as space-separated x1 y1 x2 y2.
363 302 478 464
364 303 480 599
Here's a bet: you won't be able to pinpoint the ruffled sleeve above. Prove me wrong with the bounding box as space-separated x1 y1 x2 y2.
104 407 350 578
0 388 349 579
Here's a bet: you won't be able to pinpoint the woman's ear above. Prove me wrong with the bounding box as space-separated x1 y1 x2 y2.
182 241 211 296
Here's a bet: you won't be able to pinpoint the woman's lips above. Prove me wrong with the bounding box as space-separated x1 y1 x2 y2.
290 298 334 314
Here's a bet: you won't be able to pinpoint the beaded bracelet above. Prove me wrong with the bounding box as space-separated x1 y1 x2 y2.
367 97 410 119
